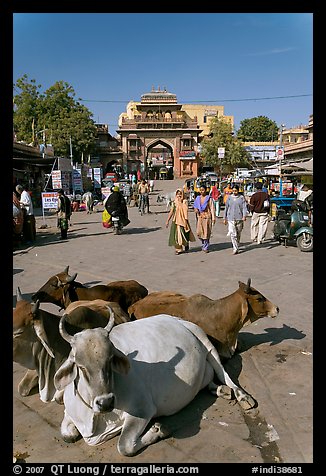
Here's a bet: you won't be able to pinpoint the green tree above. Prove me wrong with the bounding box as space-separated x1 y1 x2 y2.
200 117 251 175
13 76 97 159
237 116 279 142
13 74 42 144
39 81 97 158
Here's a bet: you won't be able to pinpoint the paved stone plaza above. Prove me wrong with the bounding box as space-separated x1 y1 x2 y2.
13 179 313 464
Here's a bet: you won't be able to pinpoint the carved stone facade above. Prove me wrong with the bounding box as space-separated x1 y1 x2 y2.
117 88 203 179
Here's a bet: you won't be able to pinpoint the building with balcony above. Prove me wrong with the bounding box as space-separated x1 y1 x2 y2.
93 123 123 175
282 114 313 162
117 87 233 179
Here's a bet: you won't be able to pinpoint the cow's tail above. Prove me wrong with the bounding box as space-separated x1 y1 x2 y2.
179 320 236 389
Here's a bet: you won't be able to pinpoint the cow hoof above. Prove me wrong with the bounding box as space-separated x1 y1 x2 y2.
18 370 39 397
238 395 256 411
61 422 81 443
18 384 32 397
216 384 233 400
151 422 170 439
62 434 81 444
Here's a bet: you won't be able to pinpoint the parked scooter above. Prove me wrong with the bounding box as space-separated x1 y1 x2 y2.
273 200 313 252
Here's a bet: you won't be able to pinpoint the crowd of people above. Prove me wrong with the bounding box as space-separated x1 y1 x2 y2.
13 177 313 252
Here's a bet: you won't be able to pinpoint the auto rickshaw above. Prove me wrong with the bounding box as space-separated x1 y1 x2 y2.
159 167 168 180
194 175 219 195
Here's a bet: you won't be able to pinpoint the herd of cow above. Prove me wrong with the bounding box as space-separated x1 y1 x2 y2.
13 266 279 456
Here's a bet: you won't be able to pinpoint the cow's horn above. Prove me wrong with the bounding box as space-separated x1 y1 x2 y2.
63 266 69 274
16 287 23 301
31 299 40 315
104 306 115 333
244 278 252 293
66 272 77 283
59 314 73 344
33 319 55 359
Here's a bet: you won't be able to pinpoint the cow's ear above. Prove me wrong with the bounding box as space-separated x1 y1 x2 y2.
54 357 77 390
111 348 130 375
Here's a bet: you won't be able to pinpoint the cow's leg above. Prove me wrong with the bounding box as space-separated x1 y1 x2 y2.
18 369 39 397
53 389 64 404
117 414 169 457
60 410 81 443
206 350 256 410
208 381 232 400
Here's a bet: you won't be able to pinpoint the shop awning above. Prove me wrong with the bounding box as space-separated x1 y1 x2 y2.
181 133 192 138
285 159 313 172
128 134 139 139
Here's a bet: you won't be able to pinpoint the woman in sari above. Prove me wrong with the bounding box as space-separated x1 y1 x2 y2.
193 185 216 253
166 189 195 255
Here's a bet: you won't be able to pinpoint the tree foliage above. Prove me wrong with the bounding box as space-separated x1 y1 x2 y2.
236 116 279 142
13 75 97 159
200 117 251 175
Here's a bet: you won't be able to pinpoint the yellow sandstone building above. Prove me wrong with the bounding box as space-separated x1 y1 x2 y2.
117 87 233 179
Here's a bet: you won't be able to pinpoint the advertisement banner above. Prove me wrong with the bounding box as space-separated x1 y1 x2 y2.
51 170 62 189
72 168 83 192
41 192 58 209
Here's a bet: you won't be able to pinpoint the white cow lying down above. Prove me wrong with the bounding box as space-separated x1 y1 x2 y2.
54 309 256 456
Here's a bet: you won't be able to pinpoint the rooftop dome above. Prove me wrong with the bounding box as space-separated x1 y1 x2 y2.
141 86 177 104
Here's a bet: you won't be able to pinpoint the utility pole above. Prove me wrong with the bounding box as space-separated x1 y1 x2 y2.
70 136 73 167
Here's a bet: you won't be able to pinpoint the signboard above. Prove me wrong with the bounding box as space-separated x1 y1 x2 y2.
204 110 217 116
93 167 103 188
218 147 225 158
51 170 62 189
276 146 284 159
61 171 71 192
41 192 58 209
58 157 73 171
72 168 83 192
179 151 196 159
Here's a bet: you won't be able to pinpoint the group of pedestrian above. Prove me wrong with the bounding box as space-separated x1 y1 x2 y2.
13 184 36 246
166 181 272 255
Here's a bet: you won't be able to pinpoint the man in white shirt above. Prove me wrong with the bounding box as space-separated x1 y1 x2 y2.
16 184 36 243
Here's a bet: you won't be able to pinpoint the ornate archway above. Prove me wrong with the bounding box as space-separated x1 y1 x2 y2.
146 139 174 179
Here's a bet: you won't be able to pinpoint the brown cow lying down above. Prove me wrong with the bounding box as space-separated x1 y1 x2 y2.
128 279 279 359
13 288 130 401
31 266 148 313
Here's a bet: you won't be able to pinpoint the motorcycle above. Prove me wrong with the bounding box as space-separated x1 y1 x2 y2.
110 210 130 235
110 211 123 235
273 201 313 252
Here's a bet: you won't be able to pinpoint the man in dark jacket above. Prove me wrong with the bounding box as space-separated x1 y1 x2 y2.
249 182 270 244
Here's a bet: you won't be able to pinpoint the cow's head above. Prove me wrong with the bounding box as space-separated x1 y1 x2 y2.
54 306 130 414
13 288 55 368
238 278 279 324
31 266 78 308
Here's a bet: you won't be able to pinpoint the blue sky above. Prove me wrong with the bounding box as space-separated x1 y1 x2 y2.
13 13 313 134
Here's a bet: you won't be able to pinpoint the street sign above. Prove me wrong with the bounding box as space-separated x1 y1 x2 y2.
218 147 225 158
276 146 284 159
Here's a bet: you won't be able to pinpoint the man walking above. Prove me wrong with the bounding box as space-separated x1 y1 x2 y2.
249 182 270 244
57 189 72 240
16 184 36 244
